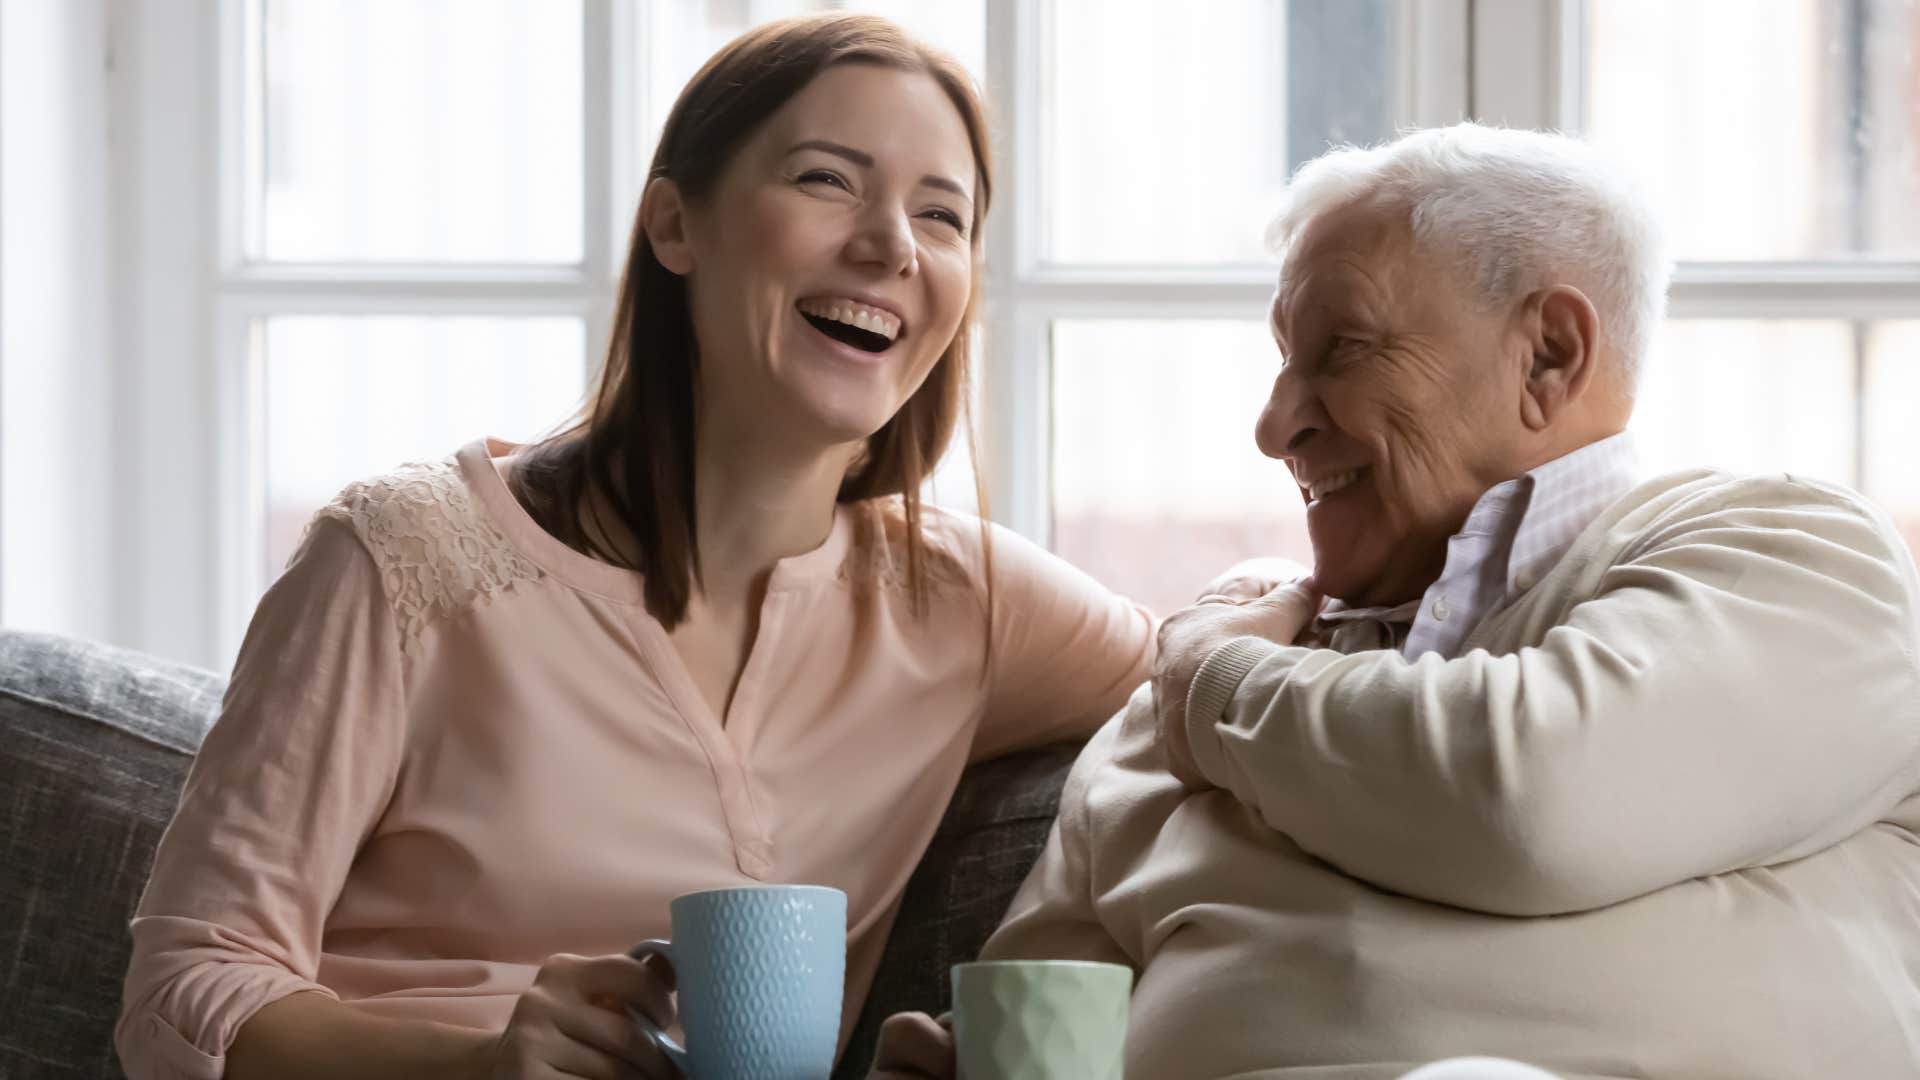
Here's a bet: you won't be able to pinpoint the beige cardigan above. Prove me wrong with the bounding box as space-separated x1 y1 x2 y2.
984 470 1920 1079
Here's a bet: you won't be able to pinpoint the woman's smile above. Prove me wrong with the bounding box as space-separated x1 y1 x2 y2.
795 295 906 363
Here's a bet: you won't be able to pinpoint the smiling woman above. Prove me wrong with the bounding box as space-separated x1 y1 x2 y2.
640 64 979 492
509 22 991 625
114 14 1155 1080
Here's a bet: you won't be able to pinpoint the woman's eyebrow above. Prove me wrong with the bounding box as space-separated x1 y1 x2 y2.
788 138 874 168
786 138 972 204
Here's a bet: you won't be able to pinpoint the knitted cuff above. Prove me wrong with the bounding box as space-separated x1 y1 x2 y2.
1182 635 1282 778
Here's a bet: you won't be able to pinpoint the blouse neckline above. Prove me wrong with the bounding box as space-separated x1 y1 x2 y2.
456 437 856 606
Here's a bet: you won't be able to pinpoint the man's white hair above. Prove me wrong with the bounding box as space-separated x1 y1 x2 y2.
1267 122 1671 384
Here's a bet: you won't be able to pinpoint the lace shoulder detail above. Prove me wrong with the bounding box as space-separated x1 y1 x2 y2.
839 498 979 602
304 456 545 643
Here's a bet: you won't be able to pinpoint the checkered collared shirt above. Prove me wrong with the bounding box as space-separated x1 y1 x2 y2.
1316 432 1643 661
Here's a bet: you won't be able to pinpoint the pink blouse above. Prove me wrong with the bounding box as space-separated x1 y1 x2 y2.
116 439 1155 1079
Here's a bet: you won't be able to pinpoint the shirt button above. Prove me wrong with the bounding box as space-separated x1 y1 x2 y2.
1431 596 1451 621
1516 569 1537 591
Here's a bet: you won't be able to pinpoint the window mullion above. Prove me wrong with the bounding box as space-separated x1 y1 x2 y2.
1014 278 1277 319
1667 271 1920 320
984 0 1049 543
1403 0 1471 127
1467 0 1580 129
219 0 258 273
980 311 1052 545
582 0 617 383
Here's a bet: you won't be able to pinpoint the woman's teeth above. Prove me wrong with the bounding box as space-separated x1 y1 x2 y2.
1308 469 1363 502
796 298 901 343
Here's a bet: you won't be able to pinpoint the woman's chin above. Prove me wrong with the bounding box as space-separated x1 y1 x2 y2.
787 397 900 453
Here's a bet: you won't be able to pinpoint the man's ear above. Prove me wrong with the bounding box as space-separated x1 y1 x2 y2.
1517 284 1602 431
641 177 695 276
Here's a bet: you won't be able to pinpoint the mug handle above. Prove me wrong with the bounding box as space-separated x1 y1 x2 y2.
627 940 689 1076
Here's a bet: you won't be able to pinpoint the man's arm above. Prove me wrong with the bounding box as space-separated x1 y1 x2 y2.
1179 476 1920 917
981 712 1137 967
865 712 1140 1080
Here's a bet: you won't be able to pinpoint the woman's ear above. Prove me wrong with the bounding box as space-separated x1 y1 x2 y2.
641 177 695 276
1517 284 1601 431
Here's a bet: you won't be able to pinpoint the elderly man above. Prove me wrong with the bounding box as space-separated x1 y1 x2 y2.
870 122 1920 1079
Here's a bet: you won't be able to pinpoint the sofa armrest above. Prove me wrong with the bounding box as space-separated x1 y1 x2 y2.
0 631 221 1080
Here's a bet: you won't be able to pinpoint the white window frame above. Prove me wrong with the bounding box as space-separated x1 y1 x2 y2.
113 0 1920 670
205 0 628 661
1475 0 1920 312
1473 0 1920 496
115 0 1473 668
979 0 1474 542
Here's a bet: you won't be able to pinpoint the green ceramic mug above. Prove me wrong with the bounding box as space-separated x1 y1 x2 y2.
950 960 1132 1080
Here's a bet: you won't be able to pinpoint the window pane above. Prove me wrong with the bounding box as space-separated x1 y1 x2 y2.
1045 0 1403 265
263 316 587 576
1584 0 1920 261
1865 322 1920 558
259 0 583 263
634 1 985 205
1052 320 1305 618
1630 319 1857 483
1054 318 1913 615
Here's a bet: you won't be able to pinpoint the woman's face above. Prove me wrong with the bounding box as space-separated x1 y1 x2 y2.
654 63 979 453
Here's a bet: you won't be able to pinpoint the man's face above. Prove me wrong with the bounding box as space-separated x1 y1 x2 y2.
1256 199 1528 608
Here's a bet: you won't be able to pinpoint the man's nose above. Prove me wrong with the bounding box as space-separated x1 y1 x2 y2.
1255 366 1326 461
846 206 917 277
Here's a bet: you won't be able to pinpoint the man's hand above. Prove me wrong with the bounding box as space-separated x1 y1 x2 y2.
1153 579 1323 788
1194 556 1312 604
868 1012 953 1079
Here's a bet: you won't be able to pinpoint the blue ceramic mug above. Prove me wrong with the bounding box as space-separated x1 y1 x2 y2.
629 885 847 1079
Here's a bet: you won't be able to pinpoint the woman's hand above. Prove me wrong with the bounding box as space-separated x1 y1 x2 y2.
1194 556 1312 604
479 951 679 1079
868 1011 954 1079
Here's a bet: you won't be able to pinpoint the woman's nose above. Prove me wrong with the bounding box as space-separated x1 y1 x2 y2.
846 207 917 277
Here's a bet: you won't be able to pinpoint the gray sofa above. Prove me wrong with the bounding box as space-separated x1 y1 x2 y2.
0 629 1076 1080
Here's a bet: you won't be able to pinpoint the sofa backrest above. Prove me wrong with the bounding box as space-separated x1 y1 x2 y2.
0 631 221 1080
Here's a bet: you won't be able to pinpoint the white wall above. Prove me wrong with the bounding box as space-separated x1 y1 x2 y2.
108 0 220 669
1 0 117 643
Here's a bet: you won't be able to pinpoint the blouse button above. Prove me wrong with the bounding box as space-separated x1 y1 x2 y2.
1431 596 1451 621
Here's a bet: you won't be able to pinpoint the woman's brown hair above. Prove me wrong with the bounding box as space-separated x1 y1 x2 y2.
508 13 993 628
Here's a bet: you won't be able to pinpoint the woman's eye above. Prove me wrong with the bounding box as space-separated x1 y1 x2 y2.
798 170 850 190
921 207 968 233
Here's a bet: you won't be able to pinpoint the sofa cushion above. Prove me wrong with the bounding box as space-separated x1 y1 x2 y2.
1 631 222 1080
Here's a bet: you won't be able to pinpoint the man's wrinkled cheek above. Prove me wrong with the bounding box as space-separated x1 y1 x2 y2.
1379 343 1454 400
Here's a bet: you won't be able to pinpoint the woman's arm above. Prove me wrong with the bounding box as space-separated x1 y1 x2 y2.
116 517 678 1080
228 951 676 1080
226 992 492 1080
115 519 411 1079
971 522 1157 761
